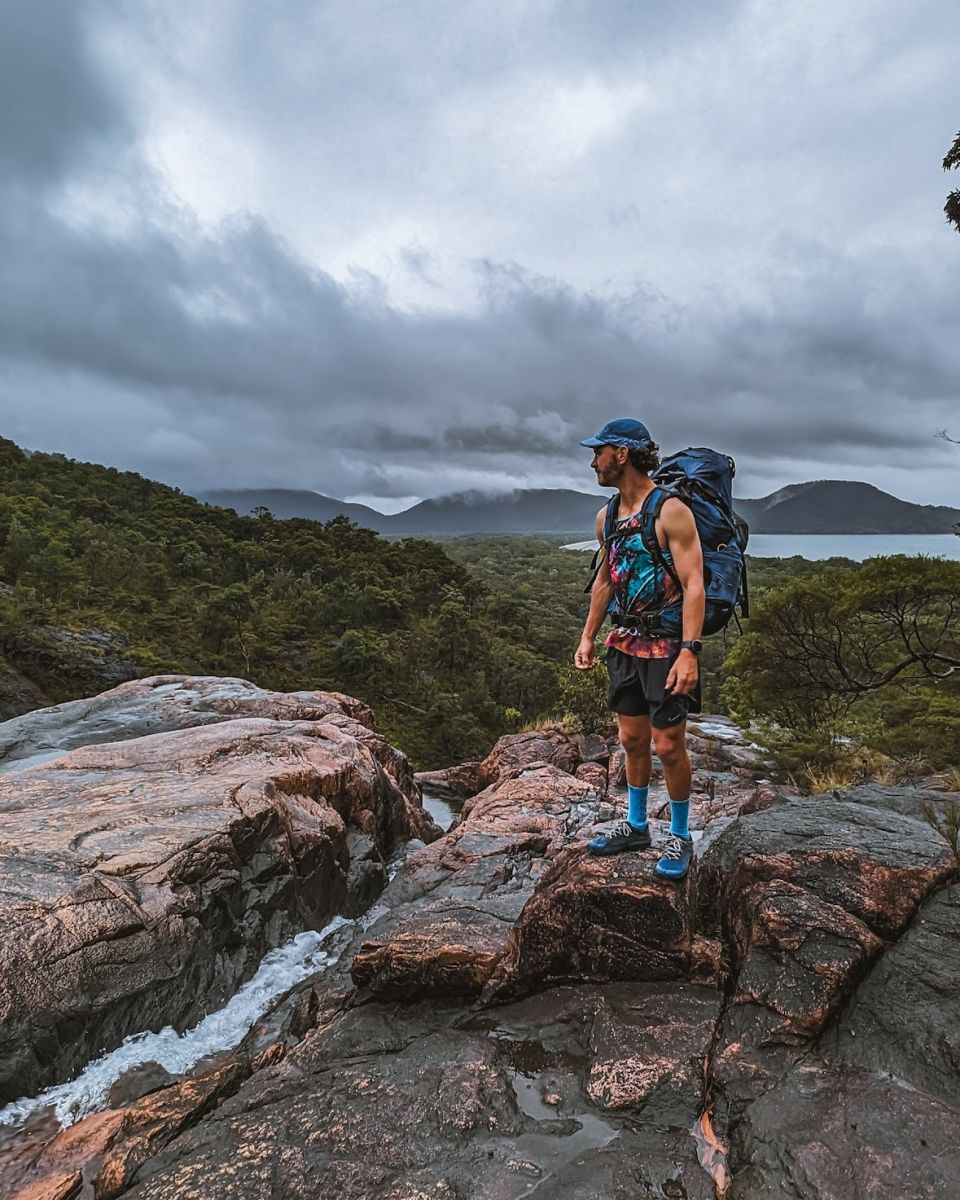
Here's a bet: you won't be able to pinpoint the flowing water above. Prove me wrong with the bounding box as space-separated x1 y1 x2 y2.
0 794 458 1139
0 916 350 1131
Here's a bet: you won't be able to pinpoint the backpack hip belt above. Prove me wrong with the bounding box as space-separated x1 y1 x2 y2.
608 609 674 637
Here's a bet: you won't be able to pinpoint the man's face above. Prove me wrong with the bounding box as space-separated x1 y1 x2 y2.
591 444 627 486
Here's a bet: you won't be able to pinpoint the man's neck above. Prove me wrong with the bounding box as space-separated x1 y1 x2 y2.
617 472 656 516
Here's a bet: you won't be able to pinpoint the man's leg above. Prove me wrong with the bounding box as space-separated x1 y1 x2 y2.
651 719 691 812
619 713 653 787
619 712 653 828
652 719 694 878
587 713 653 855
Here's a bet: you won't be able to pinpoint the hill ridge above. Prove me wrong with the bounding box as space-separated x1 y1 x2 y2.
200 480 960 536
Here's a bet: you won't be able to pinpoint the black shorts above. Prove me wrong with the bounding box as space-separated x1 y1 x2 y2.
605 646 702 728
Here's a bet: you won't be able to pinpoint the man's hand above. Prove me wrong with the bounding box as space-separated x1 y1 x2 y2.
574 635 596 670
665 648 699 694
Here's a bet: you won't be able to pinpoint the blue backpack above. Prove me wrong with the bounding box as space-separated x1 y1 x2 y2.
589 447 750 637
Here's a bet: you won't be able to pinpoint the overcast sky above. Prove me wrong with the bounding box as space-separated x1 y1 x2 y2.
1 0 958 509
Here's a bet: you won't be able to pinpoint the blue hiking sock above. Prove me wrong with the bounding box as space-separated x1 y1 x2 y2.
669 799 691 840
627 784 649 829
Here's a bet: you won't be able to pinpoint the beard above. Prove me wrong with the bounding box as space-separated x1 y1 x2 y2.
596 462 625 487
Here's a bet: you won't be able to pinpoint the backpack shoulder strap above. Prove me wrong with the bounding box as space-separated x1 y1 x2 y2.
582 494 622 595
602 492 620 542
639 487 683 595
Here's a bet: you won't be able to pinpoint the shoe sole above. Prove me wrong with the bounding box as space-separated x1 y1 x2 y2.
587 839 652 857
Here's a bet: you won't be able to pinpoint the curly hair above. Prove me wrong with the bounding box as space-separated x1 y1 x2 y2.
628 443 661 475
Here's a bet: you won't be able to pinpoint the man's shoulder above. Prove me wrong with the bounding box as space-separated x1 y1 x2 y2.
595 496 617 523
656 493 690 517
656 494 697 533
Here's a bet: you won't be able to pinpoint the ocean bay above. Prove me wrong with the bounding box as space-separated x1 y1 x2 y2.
562 533 960 562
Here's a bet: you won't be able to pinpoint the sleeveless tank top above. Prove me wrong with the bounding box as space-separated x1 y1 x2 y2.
604 508 681 660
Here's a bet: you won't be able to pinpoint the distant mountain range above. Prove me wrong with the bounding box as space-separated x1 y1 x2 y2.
199 480 960 537
734 481 960 535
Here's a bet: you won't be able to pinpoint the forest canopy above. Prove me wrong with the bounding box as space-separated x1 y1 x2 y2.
0 437 566 766
1 436 957 779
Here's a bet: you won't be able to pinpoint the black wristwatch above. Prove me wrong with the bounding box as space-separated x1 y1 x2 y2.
681 640 703 656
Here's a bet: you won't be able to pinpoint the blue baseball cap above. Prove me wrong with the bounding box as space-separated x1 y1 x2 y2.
579 418 654 449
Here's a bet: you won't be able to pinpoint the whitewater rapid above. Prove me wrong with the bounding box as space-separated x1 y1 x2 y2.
0 916 349 1130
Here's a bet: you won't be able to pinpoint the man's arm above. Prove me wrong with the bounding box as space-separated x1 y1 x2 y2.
659 497 705 695
575 507 614 669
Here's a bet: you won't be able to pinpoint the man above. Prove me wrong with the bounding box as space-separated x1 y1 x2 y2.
574 418 704 880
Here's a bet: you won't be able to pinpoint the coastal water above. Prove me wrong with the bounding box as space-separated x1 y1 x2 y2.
562 533 960 561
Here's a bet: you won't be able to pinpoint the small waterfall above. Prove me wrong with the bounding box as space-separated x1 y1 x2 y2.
0 916 349 1131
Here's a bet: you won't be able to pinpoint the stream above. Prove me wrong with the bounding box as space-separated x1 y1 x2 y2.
0 791 461 1146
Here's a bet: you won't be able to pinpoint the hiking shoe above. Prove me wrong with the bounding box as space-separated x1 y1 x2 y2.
655 834 694 880
587 819 652 856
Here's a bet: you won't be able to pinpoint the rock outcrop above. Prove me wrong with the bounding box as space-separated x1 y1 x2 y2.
699 798 956 1113
0 655 48 722
7 983 722 1200
1 696 958 1199
353 763 698 1003
0 677 437 1104
728 1059 960 1200
416 716 791 831
823 881 960 1107
414 727 582 799
0 675 379 770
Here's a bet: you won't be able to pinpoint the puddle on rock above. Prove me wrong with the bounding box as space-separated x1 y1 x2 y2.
476 1029 622 1194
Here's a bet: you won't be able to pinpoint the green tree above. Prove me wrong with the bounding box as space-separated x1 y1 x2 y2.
723 556 960 753
945 129 960 233
2 517 35 583
201 583 255 673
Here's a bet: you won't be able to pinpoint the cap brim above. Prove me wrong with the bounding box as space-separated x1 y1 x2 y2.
579 437 606 447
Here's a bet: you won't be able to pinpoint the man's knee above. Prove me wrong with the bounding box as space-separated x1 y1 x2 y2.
618 726 652 758
652 724 687 766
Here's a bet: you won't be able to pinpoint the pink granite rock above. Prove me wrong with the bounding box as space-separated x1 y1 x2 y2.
0 678 436 1104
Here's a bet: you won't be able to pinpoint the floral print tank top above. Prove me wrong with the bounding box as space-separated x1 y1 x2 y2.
603 508 681 660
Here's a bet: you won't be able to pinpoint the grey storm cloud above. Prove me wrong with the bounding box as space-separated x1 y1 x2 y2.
0 1 126 183
1 0 958 506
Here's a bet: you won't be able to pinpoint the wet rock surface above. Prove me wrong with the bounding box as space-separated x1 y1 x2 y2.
699 797 954 938
823 881 960 1108
0 678 436 1104
0 674 384 773
729 1059 960 1200
94 985 718 1200
353 766 599 1000
1 698 958 1198
352 763 700 1003
701 799 955 1114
